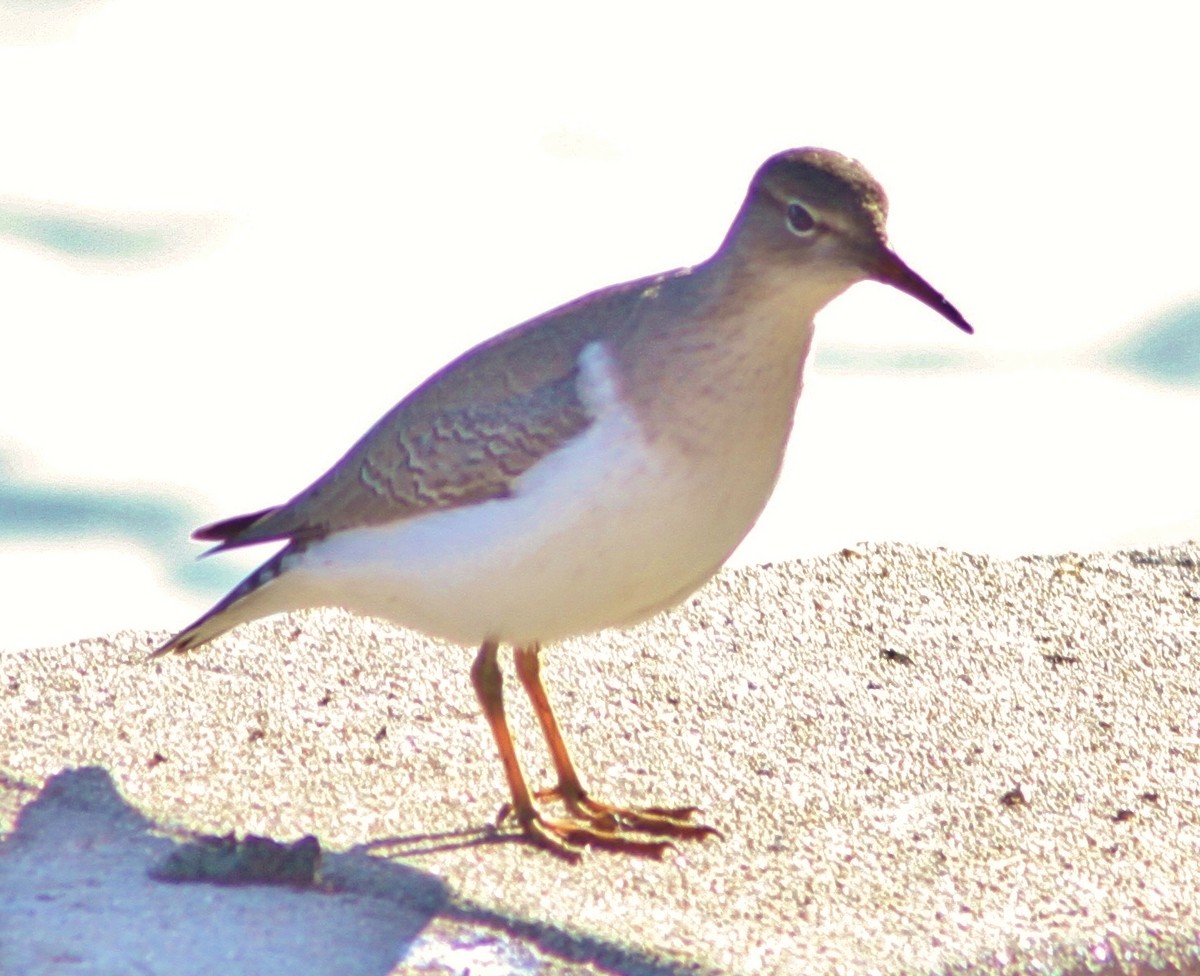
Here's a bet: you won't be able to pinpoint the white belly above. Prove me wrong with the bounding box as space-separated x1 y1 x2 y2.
271 340 796 646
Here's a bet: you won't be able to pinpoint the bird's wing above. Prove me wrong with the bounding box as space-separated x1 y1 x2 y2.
197 273 669 552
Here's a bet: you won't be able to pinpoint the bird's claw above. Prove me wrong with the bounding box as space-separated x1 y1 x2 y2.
495 785 720 858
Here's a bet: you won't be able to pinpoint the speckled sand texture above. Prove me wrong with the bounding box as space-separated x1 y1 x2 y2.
2 543 1199 975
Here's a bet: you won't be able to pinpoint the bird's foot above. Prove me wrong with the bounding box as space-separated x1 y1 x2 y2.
498 786 720 859
539 786 721 841
517 812 678 863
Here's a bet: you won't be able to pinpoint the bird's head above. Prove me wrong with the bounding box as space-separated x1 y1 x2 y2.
724 147 973 334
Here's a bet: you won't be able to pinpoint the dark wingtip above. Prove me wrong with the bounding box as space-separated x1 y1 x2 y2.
192 506 279 542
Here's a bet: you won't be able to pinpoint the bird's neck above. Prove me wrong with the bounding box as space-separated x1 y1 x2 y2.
611 257 831 459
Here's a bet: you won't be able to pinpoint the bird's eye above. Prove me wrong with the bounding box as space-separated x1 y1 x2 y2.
786 202 816 236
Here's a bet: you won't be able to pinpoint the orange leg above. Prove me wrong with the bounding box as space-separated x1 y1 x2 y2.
471 641 705 860
512 643 719 843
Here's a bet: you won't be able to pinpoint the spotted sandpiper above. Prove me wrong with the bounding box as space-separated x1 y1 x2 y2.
155 148 972 860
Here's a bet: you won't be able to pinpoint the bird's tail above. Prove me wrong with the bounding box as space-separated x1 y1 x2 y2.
151 548 295 658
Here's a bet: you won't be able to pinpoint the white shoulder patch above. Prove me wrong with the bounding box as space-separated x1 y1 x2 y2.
576 341 626 418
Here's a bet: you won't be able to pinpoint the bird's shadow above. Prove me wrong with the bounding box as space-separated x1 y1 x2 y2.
357 823 526 859
0 766 713 976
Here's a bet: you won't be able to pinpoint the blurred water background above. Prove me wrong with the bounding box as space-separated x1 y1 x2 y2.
1 1 1196 651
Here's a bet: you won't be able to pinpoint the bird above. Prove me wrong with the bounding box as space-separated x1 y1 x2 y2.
154 147 973 861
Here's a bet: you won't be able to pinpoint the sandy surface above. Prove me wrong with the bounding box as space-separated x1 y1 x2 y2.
2 543 1199 975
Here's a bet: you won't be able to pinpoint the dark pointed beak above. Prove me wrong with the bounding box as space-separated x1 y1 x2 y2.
872 248 973 334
